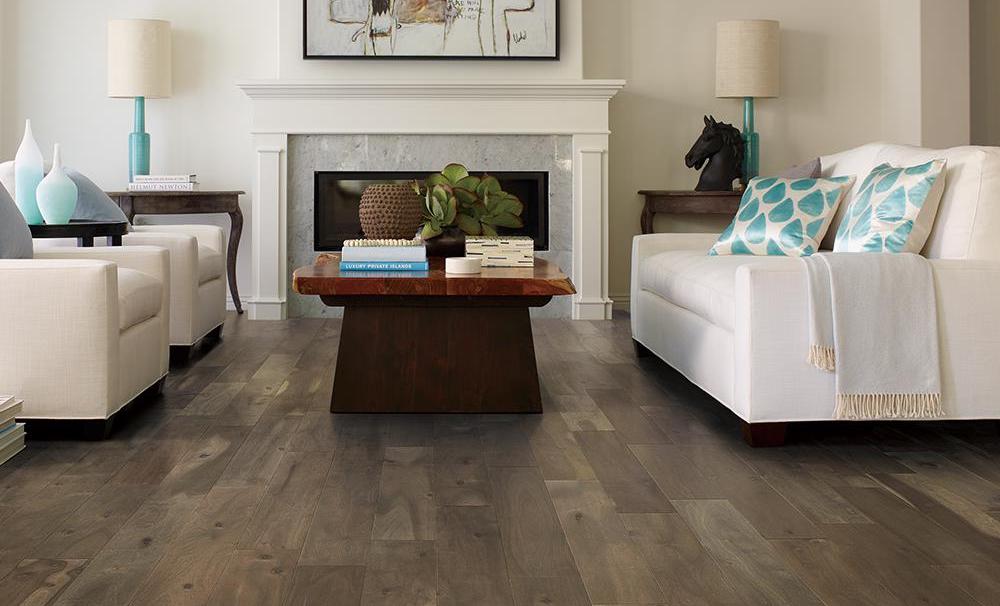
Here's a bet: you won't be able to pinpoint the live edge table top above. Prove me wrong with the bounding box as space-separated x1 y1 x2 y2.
292 253 576 299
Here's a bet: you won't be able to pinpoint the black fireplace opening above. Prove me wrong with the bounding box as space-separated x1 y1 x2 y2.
314 171 549 251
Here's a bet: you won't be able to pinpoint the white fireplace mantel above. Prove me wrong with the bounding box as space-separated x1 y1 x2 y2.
237 78 625 321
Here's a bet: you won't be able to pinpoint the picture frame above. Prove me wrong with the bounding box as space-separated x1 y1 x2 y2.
303 0 560 60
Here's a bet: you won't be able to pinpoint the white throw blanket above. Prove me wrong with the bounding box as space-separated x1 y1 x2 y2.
801 253 944 420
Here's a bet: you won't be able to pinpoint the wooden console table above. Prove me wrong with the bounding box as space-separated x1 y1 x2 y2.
108 191 245 314
639 190 742 234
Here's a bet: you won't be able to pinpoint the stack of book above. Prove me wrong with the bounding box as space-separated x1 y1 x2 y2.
340 239 428 272
466 236 535 267
0 396 25 466
128 174 199 192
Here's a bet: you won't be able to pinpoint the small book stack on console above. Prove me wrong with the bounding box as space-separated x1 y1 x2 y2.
340 239 428 272
0 396 25 466
128 174 199 192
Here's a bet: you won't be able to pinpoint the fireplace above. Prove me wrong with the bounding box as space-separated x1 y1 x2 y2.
313 171 550 251
239 79 624 321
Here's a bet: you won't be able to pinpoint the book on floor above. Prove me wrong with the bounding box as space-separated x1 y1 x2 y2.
0 423 25 466
0 397 21 431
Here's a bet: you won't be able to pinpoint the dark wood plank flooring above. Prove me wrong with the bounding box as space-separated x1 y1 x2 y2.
2 312 1000 605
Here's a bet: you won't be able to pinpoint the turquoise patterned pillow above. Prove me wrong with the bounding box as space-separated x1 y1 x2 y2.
709 176 855 256
833 160 946 253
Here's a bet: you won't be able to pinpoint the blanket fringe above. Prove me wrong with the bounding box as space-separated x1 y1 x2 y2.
808 345 837 372
835 392 944 420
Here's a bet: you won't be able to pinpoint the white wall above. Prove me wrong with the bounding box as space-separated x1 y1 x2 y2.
971 0 1000 146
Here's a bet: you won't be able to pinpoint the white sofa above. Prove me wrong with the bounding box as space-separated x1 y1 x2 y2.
124 224 227 360
631 143 1000 445
0 246 170 436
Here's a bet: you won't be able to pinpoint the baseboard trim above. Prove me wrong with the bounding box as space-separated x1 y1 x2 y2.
611 293 630 313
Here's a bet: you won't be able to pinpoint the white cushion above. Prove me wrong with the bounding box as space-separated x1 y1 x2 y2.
638 250 766 332
197 245 223 285
117 268 162 331
822 143 1000 260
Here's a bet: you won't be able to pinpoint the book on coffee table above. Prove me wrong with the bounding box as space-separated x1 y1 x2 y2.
340 239 428 271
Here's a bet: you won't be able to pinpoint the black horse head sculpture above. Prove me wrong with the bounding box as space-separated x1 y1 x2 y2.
685 115 745 191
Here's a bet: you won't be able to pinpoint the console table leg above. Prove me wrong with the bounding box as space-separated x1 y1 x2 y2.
227 208 244 314
641 200 654 234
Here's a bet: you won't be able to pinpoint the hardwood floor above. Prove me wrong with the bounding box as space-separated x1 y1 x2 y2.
2 312 1000 605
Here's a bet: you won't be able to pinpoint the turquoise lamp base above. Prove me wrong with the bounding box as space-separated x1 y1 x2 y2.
742 97 760 184
128 96 150 182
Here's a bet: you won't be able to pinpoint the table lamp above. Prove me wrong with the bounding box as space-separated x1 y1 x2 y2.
107 19 172 182
715 19 780 183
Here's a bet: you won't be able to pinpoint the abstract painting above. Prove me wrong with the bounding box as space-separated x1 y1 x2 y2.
304 0 558 59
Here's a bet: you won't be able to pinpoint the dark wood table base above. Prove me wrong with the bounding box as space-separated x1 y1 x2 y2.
324 296 549 413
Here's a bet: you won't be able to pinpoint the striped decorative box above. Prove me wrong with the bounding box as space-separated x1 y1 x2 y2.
465 236 535 267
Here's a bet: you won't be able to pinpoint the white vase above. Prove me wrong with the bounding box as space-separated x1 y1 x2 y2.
36 144 78 225
13 119 44 225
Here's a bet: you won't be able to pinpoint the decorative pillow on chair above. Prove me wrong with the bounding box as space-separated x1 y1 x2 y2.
833 159 946 253
709 176 855 256
0 161 129 225
65 169 130 224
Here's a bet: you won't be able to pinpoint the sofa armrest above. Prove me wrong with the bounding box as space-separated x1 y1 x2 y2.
0 259 119 418
631 233 720 263
732 258 833 422
34 246 170 355
131 224 225 253
630 233 720 317
122 232 200 344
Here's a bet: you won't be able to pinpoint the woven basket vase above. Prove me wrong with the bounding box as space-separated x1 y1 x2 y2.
358 183 424 240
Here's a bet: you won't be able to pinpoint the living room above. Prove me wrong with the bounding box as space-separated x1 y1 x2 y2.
1 0 998 604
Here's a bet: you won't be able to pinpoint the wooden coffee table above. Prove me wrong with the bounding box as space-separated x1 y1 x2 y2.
293 254 575 413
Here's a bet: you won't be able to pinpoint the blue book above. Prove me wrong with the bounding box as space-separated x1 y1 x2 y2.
340 261 429 272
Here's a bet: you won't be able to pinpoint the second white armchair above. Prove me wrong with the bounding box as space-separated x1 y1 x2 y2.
124 224 227 361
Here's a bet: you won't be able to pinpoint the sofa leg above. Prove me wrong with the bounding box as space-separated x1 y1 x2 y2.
207 324 223 341
170 345 192 367
633 339 653 358
81 418 115 441
741 422 788 447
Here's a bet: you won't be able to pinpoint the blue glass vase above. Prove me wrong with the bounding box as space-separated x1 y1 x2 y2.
36 144 79 224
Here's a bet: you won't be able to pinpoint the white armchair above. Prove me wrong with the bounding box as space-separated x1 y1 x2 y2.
124 224 227 360
0 246 170 437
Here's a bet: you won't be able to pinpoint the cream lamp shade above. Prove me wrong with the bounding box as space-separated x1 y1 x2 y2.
715 20 780 99
107 19 172 98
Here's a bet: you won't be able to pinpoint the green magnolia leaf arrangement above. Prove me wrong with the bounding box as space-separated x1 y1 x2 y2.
414 163 525 240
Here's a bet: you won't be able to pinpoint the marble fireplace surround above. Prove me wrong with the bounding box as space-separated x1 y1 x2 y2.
238 80 625 320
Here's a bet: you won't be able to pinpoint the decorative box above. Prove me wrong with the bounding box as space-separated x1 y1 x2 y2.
465 236 535 267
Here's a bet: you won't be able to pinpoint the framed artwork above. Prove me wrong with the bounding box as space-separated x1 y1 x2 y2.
303 0 559 60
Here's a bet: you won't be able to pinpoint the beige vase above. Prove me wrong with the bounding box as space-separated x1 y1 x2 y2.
358 183 423 239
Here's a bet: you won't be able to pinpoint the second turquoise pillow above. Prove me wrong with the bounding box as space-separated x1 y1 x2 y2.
709 176 855 257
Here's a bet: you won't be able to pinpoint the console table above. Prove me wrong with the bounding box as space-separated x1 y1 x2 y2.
639 190 742 234
293 254 576 414
108 190 245 314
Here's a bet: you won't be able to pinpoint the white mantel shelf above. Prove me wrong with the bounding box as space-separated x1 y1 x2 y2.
237 79 625 100
239 78 624 321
